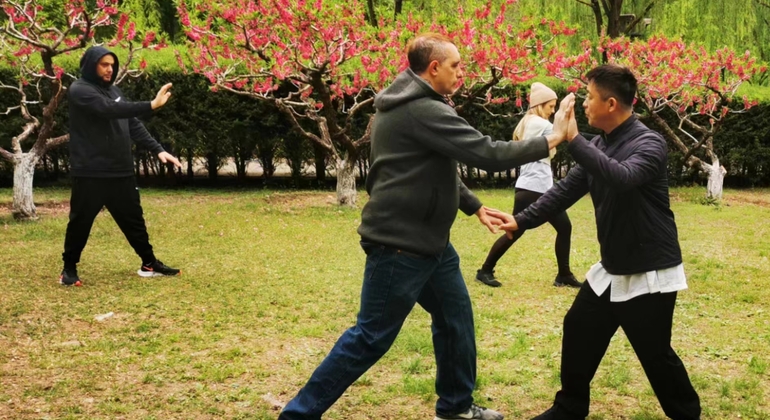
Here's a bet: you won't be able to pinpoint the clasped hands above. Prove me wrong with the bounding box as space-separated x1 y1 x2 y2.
549 92 580 145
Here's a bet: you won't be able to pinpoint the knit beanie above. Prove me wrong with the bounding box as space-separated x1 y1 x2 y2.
529 82 558 107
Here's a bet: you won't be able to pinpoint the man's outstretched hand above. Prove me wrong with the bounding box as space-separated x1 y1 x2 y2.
482 208 519 239
475 206 507 233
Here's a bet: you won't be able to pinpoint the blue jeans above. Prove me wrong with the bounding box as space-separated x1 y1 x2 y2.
278 242 477 419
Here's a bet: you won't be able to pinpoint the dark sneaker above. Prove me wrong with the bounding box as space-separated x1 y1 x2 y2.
59 268 82 287
138 260 180 277
553 274 582 288
435 404 504 420
476 269 502 287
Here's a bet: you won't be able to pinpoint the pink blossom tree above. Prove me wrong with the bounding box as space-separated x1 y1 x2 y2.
179 0 399 206
0 0 164 220
179 0 575 206
557 35 766 200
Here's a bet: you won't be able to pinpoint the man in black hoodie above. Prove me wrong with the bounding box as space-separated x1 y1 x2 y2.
279 33 575 420
59 46 183 286
493 65 701 420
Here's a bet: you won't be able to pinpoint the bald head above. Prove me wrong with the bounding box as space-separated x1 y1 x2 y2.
407 33 456 74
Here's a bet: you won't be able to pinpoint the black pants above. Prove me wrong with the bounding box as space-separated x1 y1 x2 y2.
62 176 155 268
553 283 701 419
481 188 572 276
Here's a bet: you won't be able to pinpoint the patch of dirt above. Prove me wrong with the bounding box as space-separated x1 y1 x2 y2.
723 191 770 207
670 190 770 207
0 200 70 217
263 192 341 210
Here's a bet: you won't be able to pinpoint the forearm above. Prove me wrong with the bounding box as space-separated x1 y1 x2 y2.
545 132 565 150
457 177 482 215
568 135 661 191
130 118 164 154
515 169 587 229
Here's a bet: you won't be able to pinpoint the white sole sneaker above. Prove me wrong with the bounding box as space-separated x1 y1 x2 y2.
137 270 166 278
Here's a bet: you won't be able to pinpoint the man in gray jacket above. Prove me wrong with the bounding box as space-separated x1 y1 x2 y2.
278 33 575 420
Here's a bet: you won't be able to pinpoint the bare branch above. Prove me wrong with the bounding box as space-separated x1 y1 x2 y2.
0 147 16 163
704 84 729 107
343 96 374 135
11 121 39 154
240 24 271 63
680 117 711 136
353 114 375 147
649 111 688 155
2 105 22 115
454 66 500 115
46 134 70 148
273 99 333 155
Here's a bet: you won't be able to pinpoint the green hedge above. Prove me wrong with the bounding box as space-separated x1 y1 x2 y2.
1 66 770 188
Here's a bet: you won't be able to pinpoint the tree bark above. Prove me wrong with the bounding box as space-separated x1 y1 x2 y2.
366 0 378 27
335 156 357 207
12 152 41 220
701 159 726 201
186 149 194 178
605 0 623 38
313 143 327 182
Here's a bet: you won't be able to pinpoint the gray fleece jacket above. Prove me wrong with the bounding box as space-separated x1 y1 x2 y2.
358 68 550 256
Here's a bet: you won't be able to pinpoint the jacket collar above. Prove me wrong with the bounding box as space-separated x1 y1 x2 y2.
407 68 454 106
604 115 637 144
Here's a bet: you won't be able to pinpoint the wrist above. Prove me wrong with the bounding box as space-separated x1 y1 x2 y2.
150 99 158 110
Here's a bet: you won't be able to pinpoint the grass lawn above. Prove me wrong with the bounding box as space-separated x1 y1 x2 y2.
1 186 769 419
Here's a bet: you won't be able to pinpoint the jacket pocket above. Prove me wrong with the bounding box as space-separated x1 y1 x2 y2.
423 188 438 222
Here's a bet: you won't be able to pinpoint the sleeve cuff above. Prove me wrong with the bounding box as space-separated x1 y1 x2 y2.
514 214 531 230
460 197 482 216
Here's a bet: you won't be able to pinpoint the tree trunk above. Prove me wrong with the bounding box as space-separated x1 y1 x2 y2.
12 152 40 221
394 0 403 17
336 156 357 206
366 0 378 27
313 143 327 182
52 152 60 179
186 149 194 178
606 0 622 38
206 152 218 180
702 159 726 201
142 155 150 178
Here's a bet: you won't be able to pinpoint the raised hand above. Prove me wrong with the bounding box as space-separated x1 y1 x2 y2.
151 83 173 110
552 93 575 140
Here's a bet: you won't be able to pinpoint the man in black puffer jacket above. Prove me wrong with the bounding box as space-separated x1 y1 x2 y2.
60 46 183 286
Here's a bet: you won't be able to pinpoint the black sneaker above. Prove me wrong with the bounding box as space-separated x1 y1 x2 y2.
435 404 504 420
476 269 502 287
59 268 82 287
138 260 180 277
553 274 582 288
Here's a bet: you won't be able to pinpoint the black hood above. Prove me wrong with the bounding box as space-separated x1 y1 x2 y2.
79 46 118 86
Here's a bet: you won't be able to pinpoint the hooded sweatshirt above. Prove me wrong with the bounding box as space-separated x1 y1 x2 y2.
358 68 550 256
68 46 164 177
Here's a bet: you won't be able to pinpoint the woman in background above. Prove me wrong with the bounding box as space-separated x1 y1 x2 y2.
475 82 581 289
